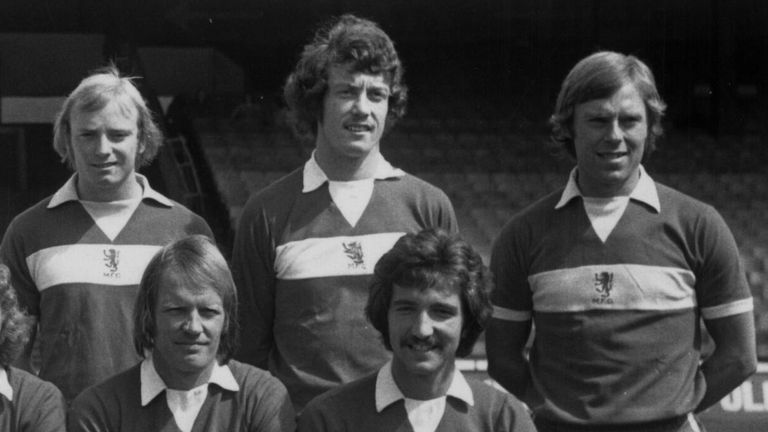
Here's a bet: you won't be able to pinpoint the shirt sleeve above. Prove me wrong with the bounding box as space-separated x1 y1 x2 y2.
19 379 67 432
497 392 537 432
247 372 296 432
296 399 332 432
231 196 277 369
189 213 216 240
490 218 534 322
435 189 459 235
694 205 753 320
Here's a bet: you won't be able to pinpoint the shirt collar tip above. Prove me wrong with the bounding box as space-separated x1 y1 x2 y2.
447 368 474 406
210 363 240 392
0 369 13 402
302 151 404 190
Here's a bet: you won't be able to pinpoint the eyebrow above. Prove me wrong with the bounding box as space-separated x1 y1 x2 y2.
329 79 390 90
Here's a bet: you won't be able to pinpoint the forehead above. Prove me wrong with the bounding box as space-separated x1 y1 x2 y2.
326 64 390 89
156 269 223 304
71 95 139 127
576 84 646 115
391 282 462 306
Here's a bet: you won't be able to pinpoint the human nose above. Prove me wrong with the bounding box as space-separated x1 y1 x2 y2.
351 93 371 116
95 134 112 155
182 311 203 334
605 120 622 142
411 311 434 338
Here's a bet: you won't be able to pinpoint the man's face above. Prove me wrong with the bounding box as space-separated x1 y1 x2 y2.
151 271 225 389
388 282 463 385
69 96 143 202
572 83 648 197
315 64 390 163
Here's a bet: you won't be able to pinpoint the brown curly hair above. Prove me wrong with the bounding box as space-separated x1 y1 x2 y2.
0 264 33 367
283 14 408 142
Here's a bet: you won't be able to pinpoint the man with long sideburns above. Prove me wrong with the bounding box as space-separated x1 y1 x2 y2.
298 229 535 431
231 14 457 411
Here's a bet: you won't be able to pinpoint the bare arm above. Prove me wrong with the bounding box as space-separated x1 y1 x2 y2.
695 312 757 412
486 318 532 400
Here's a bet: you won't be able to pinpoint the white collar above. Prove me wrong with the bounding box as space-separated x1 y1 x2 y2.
374 360 474 412
48 173 173 209
302 151 406 193
140 357 240 406
555 165 660 212
0 368 12 401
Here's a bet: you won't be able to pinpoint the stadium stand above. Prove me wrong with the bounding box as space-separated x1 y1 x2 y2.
186 98 768 364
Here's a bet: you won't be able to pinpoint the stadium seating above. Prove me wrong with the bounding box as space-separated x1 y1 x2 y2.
190 100 768 360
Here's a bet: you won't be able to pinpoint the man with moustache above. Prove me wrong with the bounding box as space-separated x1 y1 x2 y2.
298 229 535 431
231 14 457 411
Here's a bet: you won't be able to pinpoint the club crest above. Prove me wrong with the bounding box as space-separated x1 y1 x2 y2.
592 271 614 304
342 241 366 269
103 248 121 278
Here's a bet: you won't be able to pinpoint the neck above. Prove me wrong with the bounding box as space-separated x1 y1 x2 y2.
77 174 143 202
391 362 455 400
152 357 215 391
314 147 380 181
576 170 639 198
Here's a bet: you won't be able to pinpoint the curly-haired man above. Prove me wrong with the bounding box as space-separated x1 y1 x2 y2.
232 14 457 411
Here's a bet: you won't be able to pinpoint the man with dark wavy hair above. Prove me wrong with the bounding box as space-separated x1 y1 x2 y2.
232 14 457 411
298 229 535 431
0 264 65 432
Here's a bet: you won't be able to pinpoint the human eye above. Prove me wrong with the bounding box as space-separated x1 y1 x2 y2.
200 306 222 318
108 131 131 142
368 88 389 102
161 305 184 315
432 306 458 320
335 86 356 98
620 114 643 128
392 302 416 314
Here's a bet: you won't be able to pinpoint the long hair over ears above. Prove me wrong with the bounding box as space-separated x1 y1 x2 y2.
366 229 493 358
283 14 408 142
0 265 32 367
133 235 239 362
53 64 163 170
549 51 667 160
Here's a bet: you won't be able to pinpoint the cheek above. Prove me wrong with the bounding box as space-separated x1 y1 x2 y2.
375 104 389 123
630 127 649 145
387 315 401 345
208 317 226 338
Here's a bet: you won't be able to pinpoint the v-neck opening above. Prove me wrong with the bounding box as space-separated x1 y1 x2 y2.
581 196 631 245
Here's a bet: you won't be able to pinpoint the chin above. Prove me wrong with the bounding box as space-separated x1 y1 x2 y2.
405 359 443 375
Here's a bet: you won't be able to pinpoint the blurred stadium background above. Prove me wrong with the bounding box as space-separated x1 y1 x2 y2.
0 0 766 427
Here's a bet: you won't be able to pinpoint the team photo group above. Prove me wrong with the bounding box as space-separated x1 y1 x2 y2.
0 12 758 432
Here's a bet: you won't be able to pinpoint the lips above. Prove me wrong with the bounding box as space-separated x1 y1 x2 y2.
91 162 117 169
176 341 208 349
596 151 628 160
403 337 439 353
344 123 373 133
